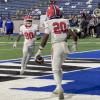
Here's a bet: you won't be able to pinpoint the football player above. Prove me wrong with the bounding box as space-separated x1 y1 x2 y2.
13 15 39 75
4 17 14 40
35 2 78 99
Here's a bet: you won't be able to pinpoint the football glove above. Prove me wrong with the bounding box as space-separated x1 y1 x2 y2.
13 42 17 48
71 42 77 52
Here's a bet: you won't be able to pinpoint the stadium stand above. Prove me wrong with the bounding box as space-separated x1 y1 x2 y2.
0 0 40 19
0 0 99 19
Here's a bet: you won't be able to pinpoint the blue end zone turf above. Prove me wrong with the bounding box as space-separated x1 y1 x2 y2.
12 67 100 95
67 50 100 60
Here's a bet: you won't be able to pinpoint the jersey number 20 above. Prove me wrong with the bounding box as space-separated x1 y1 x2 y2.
53 22 68 34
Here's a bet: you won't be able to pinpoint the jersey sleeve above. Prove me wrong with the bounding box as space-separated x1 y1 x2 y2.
44 21 50 34
66 19 70 28
34 24 39 31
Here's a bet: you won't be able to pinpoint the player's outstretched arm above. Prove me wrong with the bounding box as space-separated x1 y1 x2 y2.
13 35 22 48
68 29 78 51
40 34 49 48
35 34 49 57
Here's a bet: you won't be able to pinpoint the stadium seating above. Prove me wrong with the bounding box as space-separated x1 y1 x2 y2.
0 0 99 19
0 0 39 19
38 0 99 16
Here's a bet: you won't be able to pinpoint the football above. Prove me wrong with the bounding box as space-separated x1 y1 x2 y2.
35 55 44 64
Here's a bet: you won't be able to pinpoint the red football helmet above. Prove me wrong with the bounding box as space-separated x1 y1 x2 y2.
46 4 62 19
23 15 33 27
24 15 33 21
50 0 56 4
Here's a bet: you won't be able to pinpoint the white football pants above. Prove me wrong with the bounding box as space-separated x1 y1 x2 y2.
52 42 70 88
21 44 35 70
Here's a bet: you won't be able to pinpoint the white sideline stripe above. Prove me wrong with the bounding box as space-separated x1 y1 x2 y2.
0 74 23 77
0 48 22 51
1 41 100 44
0 74 37 78
0 74 14 77
0 63 21 67
0 61 100 68
0 41 100 44
0 74 22 78
63 62 100 68
0 55 51 63
0 42 50 44
0 62 51 68
0 68 52 73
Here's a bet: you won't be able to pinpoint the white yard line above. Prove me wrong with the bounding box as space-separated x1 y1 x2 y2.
0 68 52 73
0 41 100 44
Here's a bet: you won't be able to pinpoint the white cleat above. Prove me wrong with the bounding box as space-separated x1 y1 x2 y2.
53 88 64 99
20 70 24 75
53 88 64 94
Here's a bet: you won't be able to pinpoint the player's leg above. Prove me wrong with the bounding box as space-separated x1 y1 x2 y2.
24 45 34 67
7 30 10 40
52 42 65 94
20 45 35 75
8 29 13 40
20 45 28 75
52 42 69 99
52 42 66 99
6 29 11 40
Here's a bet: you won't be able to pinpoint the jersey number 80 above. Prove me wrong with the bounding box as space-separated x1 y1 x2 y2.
24 32 35 39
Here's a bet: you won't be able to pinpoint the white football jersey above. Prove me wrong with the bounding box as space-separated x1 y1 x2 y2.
19 24 39 46
44 18 69 43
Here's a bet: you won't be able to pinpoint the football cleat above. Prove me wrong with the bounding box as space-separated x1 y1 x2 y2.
20 67 26 75
20 70 24 75
53 88 64 94
53 88 64 100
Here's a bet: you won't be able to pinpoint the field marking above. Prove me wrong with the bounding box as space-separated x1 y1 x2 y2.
1 41 100 44
0 55 50 63
0 42 42 44
0 48 22 51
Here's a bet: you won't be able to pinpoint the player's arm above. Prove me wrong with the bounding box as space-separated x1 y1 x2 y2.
13 26 23 48
35 21 50 57
68 28 78 51
35 33 49 57
68 28 78 42
35 24 41 40
4 22 6 32
40 34 49 47
13 34 22 48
